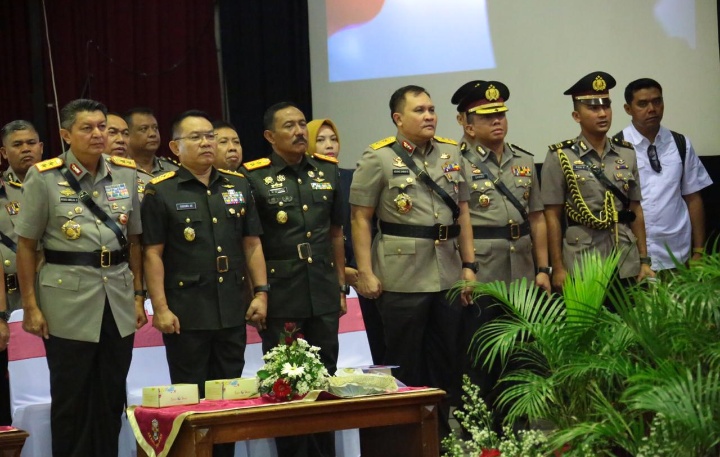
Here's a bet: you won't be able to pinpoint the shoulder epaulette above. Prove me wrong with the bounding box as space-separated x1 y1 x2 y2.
6 180 22 188
149 171 176 185
218 168 245 178
434 136 457 145
35 157 64 172
508 143 533 156
243 158 271 171
312 153 338 164
548 139 575 151
108 156 137 169
611 136 634 149
370 136 396 150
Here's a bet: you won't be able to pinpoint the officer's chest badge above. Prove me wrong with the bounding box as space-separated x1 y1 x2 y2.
276 210 288 224
61 220 81 240
118 213 128 225
59 188 76 197
5 202 20 216
511 166 532 177
392 157 405 168
222 189 243 205
105 183 129 201
394 193 412 214
615 159 626 165
277 174 286 182
479 194 491 207
183 227 196 242
57 181 71 187
440 153 450 159
263 176 274 186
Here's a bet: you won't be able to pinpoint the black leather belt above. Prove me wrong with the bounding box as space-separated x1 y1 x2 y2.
5 273 18 293
472 221 530 240
264 244 331 261
44 247 129 268
379 221 460 241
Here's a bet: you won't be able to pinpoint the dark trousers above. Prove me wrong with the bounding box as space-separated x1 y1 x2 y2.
44 301 134 457
358 295 385 365
163 325 246 457
377 290 462 440
0 349 10 425
262 313 339 457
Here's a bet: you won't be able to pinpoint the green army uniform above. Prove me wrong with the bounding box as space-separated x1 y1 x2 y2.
350 134 468 402
0 169 24 311
541 135 641 278
243 152 343 372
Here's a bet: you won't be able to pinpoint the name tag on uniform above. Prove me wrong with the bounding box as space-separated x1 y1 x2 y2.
268 187 287 195
392 169 410 175
105 183 130 200
60 197 79 203
311 182 333 190
572 164 588 171
176 202 197 211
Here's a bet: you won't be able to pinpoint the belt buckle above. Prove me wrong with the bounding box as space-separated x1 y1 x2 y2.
100 248 112 268
436 224 448 241
509 223 520 240
297 243 312 260
216 256 229 273
5 273 17 292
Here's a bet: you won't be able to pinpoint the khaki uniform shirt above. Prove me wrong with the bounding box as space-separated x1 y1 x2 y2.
15 151 142 342
541 135 641 278
350 134 469 293
142 166 262 330
461 141 542 284
0 169 24 311
243 152 343 318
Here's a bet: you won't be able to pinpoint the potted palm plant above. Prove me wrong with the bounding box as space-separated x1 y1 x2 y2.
451 248 720 456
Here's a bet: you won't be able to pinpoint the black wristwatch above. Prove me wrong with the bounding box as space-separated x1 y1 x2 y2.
0 311 10 322
134 289 148 299
253 284 271 294
537 266 553 276
340 284 351 295
639 256 652 266
462 262 479 274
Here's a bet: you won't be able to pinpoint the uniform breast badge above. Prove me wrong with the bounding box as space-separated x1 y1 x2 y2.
523 190 530 200
276 210 288 224
118 213 128 225
392 157 405 168
184 227 196 242
263 176 274 186
307 170 315 178
479 194 491 208
394 193 413 214
5 202 19 216
61 220 81 240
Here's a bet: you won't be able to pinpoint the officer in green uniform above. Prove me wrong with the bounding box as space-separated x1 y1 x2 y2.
0 120 44 425
15 99 146 457
542 72 654 291
350 85 476 440
142 110 267 457
243 101 345 457
453 80 550 430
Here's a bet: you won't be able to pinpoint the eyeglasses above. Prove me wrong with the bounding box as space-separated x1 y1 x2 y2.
647 144 661 173
173 132 217 143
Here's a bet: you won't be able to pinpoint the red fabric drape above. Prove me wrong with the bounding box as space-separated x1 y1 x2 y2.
0 0 222 159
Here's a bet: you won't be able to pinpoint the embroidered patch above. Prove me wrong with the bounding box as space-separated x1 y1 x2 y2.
311 182 333 190
105 183 129 201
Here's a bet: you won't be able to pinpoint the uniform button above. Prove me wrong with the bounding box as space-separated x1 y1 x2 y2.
298 178 303 184
212 217 218 223
92 191 99 198
207 190 211 195
397 248 402 254
96 220 102 225
323 195 327 201
434 213 439 219
57 279 62 285
3 260 10 266
179 281 184 287
434 240 440 246
307 257 313 263
406 178 414 183
67 211 73 216
101 246 107 250
241 276 245 281
508 220 514 224
103 277 108 283
121 206 126 211
601 163 605 169
217 246 222 253
330 261 334 267
185 218 191 223
270 268 275 274
218 277 224 283
306 231 311 238
302 205 308 211
424 161 429 166
278 201 284 207
510 246 516 253
400 184 406 189
575 237 579 242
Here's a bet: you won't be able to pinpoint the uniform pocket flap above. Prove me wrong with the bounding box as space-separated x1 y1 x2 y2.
41 273 80 291
383 238 416 255
166 273 201 289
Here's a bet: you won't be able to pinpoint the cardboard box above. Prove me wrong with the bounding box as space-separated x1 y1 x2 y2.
142 384 199 408
205 377 258 400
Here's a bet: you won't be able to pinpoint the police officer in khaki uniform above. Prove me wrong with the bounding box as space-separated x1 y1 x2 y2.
0 120 44 425
243 102 345 457
350 85 476 440
142 110 267 457
542 72 654 291
15 99 146 457
453 80 550 429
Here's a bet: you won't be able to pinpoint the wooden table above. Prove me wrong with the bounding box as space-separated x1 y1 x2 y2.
0 429 29 457
137 389 445 457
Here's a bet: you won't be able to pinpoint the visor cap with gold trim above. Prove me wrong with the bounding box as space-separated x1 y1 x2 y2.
564 71 616 106
451 80 485 112
462 81 510 115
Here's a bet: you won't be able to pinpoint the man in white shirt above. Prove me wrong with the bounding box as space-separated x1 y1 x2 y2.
618 78 713 270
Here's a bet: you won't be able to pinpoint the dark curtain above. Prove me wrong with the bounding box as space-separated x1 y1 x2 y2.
217 0 312 161
0 0 222 159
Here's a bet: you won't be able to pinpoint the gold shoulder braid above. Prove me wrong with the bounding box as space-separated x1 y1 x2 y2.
557 149 620 244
